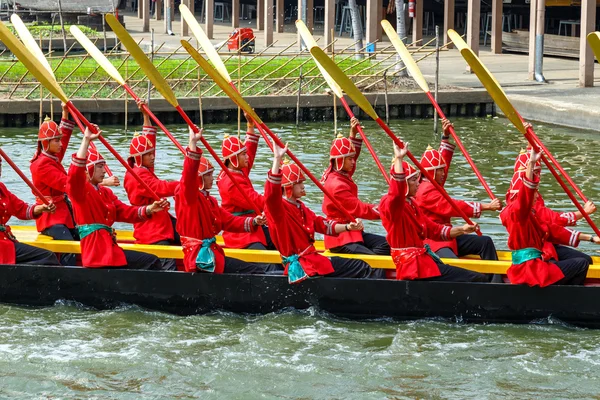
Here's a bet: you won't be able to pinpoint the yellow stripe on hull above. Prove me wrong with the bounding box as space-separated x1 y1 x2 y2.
10 226 600 277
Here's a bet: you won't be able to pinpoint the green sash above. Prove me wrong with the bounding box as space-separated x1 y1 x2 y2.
282 254 308 284
0 225 16 241
424 244 441 263
511 248 543 265
78 224 114 241
232 210 255 216
196 237 217 273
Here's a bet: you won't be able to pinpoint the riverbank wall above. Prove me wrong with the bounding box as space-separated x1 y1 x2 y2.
0 90 494 127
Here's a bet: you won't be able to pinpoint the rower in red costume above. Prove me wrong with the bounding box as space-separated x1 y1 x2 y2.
321 117 389 255
0 157 59 266
66 125 169 269
30 104 119 266
217 114 274 251
124 100 179 270
499 145 598 287
379 142 488 282
176 127 280 274
414 118 500 262
264 143 385 284
512 147 596 265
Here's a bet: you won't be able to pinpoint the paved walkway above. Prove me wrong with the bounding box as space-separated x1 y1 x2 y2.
120 12 600 131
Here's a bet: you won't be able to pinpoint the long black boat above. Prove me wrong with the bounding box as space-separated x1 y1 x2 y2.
2 264 599 327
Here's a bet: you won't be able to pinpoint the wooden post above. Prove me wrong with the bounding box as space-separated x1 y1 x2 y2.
306 0 314 31
466 0 480 72
233 0 240 28
264 0 273 46
257 0 264 30
205 0 213 39
377 0 383 40
444 0 454 48
491 0 502 54
164 0 174 34
142 0 150 32
276 0 284 33
411 0 423 46
138 0 143 18
155 0 162 20
528 0 537 80
579 0 596 86
324 0 334 52
181 0 190 36
366 0 378 49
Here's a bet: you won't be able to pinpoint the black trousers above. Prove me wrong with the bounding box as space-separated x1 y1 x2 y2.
246 242 284 273
552 257 590 285
118 250 166 270
329 232 391 255
151 240 178 271
41 224 79 266
222 256 283 275
15 242 60 265
435 234 498 261
327 256 386 279
424 260 489 283
553 244 593 264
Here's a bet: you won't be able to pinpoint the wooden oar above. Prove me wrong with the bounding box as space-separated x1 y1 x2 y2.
382 20 497 202
11 14 113 177
309 46 481 233
587 32 600 63
69 25 185 155
179 4 274 151
295 19 389 185
182 41 358 223
447 29 600 237
448 30 589 202
105 14 262 215
0 148 50 205
0 21 160 201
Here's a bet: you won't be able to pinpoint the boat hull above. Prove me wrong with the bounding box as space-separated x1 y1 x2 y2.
3 264 600 327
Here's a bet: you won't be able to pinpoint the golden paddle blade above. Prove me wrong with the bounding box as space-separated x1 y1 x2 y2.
309 46 379 120
180 4 232 83
381 20 430 93
447 29 526 134
587 32 600 63
106 14 179 107
181 40 263 124
295 20 344 99
0 21 68 102
11 14 55 79
70 25 125 86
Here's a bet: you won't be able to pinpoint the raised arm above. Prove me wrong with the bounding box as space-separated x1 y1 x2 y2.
180 127 204 204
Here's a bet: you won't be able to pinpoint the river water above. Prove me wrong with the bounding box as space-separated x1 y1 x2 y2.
0 117 599 398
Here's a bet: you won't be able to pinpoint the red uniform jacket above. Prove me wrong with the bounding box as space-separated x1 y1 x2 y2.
534 196 579 260
176 148 256 273
264 170 340 277
321 137 379 249
499 176 581 287
124 126 179 244
217 131 267 249
380 170 452 280
0 183 37 264
414 139 482 254
30 118 76 232
66 155 150 267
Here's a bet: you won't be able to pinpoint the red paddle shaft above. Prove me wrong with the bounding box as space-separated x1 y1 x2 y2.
227 82 274 152
339 98 389 184
121 84 186 155
65 101 161 201
338 97 426 234
524 133 600 237
374 117 482 235
525 125 588 202
69 109 113 177
425 92 497 202
0 148 50 205
174 105 262 215
256 120 357 223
